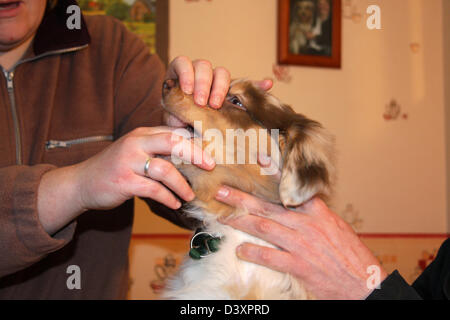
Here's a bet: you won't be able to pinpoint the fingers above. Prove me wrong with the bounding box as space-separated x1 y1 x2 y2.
258 153 281 180
166 56 195 94
167 57 272 110
209 67 231 109
138 133 215 170
253 79 273 91
192 59 213 106
141 157 195 202
221 213 300 253
129 175 182 210
236 243 295 275
167 56 232 108
128 126 178 136
216 186 286 216
216 186 309 229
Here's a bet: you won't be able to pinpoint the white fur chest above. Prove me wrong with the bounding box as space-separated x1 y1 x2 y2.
163 211 308 300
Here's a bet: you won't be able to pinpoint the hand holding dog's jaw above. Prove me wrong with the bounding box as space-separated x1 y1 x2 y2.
165 56 273 109
215 187 388 300
165 56 231 108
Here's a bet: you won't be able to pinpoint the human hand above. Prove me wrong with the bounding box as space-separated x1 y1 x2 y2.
165 56 273 111
37 126 215 235
75 126 215 211
165 56 231 109
215 187 388 300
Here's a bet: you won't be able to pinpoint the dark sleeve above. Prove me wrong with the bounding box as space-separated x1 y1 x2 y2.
367 238 450 300
366 270 422 300
411 238 450 299
145 201 201 231
112 21 199 230
0 165 77 277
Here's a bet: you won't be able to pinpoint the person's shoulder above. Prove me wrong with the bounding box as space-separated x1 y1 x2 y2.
82 15 151 63
83 14 134 44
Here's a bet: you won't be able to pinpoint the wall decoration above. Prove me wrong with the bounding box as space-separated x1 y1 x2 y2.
383 99 408 121
373 251 398 267
410 42 421 53
127 236 188 299
149 254 180 294
409 249 438 280
79 0 169 65
278 0 341 68
340 203 363 231
342 0 361 23
272 64 292 83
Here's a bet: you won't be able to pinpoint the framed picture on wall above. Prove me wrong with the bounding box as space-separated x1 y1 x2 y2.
278 0 341 68
79 0 169 66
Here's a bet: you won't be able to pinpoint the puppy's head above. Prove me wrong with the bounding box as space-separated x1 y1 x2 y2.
162 78 335 218
296 0 316 24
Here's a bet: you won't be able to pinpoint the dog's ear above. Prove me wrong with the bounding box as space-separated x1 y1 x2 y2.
278 115 335 207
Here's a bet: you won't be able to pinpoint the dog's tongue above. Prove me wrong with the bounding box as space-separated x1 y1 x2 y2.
165 113 187 127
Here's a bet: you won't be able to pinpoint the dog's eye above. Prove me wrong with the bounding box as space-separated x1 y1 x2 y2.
229 96 246 110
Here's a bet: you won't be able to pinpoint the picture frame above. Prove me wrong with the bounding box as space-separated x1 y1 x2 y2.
278 0 341 68
79 0 169 66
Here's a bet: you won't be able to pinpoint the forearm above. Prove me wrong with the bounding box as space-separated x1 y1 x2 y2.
37 164 86 235
0 165 77 276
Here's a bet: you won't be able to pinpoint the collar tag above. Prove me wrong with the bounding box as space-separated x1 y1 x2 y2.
189 229 222 260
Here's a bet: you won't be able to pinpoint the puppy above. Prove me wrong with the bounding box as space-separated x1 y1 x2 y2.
290 0 317 54
161 78 335 299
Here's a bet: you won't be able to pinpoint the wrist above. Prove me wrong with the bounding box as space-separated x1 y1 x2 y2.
70 162 90 213
37 164 87 234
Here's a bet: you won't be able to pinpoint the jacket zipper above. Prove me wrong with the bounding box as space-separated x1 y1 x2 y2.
46 135 114 150
19 45 89 66
4 70 22 165
1 44 89 164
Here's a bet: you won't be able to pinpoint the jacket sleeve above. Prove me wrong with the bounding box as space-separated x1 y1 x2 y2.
112 22 199 230
366 270 422 300
368 238 450 300
0 165 77 277
411 238 450 299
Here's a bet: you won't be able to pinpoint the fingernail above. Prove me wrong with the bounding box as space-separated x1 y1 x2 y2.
174 201 182 209
211 95 221 108
236 245 244 257
187 190 195 201
259 153 271 166
183 83 193 94
197 93 207 106
204 155 216 168
216 186 230 199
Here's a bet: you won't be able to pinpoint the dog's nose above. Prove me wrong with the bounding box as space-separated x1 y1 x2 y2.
162 79 177 97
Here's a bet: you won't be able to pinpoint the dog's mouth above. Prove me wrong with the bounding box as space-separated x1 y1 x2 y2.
187 123 203 139
164 108 202 140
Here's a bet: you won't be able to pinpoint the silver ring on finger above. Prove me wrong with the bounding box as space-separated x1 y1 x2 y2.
144 157 152 178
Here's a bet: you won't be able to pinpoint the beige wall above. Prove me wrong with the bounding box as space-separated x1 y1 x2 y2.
443 0 450 233
134 0 448 234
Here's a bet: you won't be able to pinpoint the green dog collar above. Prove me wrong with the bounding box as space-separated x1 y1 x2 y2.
189 229 223 260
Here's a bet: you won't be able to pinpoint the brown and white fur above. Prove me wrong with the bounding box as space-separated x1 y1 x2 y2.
161 78 335 299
